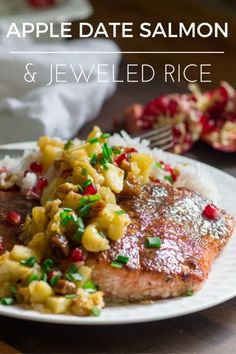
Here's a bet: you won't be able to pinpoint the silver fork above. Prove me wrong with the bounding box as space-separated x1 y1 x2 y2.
0 125 174 158
133 124 173 150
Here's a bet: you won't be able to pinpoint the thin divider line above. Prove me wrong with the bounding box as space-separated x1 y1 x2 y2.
9 51 225 54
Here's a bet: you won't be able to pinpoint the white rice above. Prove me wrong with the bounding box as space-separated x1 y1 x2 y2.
109 131 220 204
0 131 219 204
174 163 220 204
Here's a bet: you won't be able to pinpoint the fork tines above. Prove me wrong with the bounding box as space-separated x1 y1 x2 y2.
134 125 173 151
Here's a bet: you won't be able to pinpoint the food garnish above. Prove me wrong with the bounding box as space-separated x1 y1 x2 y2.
6 210 22 225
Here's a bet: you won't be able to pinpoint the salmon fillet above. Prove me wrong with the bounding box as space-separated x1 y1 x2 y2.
0 184 234 303
87 183 234 302
0 191 37 255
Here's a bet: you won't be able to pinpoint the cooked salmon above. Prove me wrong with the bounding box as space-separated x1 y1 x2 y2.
0 184 234 303
87 183 234 302
0 191 37 255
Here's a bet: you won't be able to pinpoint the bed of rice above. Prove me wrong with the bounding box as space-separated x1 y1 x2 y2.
0 131 220 204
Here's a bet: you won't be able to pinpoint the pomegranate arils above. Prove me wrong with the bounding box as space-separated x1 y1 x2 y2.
202 204 221 221
115 148 137 166
30 161 43 174
0 242 4 252
201 114 216 135
7 210 22 225
33 177 48 196
27 0 55 8
173 126 182 138
70 247 85 262
115 153 127 165
125 148 137 154
83 184 97 196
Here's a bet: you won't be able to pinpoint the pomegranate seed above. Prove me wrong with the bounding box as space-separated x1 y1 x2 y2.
125 148 138 154
30 161 43 174
201 114 216 135
115 148 137 165
164 163 172 173
0 242 4 252
27 0 55 8
33 177 48 196
70 247 85 262
83 184 97 196
173 126 182 138
115 153 128 165
170 169 179 182
202 204 221 221
152 178 161 184
7 210 22 225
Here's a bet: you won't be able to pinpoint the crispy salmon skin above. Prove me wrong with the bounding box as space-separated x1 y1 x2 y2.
88 183 234 302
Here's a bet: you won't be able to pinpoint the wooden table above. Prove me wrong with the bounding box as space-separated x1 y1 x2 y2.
0 68 236 354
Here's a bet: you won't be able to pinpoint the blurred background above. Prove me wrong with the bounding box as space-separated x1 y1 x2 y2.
0 0 235 166
86 0 236 89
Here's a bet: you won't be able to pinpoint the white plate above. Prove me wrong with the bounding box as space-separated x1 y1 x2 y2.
0 0 93 23
0 148 235 325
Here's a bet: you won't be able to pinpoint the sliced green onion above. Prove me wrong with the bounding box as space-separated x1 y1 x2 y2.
64 140 73 150
91 306 101 317
28 273 39 284
84 179 92 187
20 256 37 268
164 175 173 183
145 237 161 248
65 294 77 299
0 297 15 306
65 272 82 283
111 254 130 268
156 161 163 169
99 230 106 238
88 194 101 203
88 137 99 144
73 217 85 242
102 143 113 163
81 167 88 176
9 285 17 295
114 210 126 215
111 146 122 156
115 255 130 264
103 163 109 171
83 280 98 294
79 196 89 207
100 133 110 139
111 261 123 268
77 217 85 229
185 290 194 297
42 259 54 273
77 185 83 193
67 264 78 274
78 204 91 218
41 272 48 282
60 210 72 226
90 154 97 167
71 214 78 223
50 273 62 287
60 209 77 226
